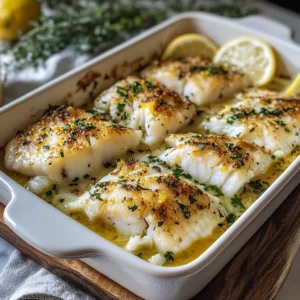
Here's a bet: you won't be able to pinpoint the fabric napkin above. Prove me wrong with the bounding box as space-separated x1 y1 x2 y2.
0 250 95 300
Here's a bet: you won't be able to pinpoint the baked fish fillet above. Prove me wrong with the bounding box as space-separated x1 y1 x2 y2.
67 159 226 260
141 57 250 106
159 133 272 196
94 76 196 145
203 89 300 157
5 105 142 182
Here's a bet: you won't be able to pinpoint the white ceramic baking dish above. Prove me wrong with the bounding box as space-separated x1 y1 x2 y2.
0 13 299 300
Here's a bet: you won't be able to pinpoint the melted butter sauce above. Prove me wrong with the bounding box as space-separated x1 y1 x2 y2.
0 77 299 267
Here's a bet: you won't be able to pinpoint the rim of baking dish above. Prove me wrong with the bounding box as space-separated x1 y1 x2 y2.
1 12 300 278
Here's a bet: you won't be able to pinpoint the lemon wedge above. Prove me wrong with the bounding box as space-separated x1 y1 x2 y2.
285 73 300 97
0 0 41 41
214 36 276 86
162 33 218 60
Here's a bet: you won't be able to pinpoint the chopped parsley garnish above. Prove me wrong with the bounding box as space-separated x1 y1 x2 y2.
225 142 233 149
172 167 184 177
145 80 153 90
188 195 197 204
260 107 281 116
226 213 236 225
177 202 190 219
70 131 77 141
226 109 256 125
74 119 96 130
231 195 245 210
132 81 142 95
83 174 90 179
121 112 128 120
117 103 126 113
165 251 174 261
249 179 267 194
230 151 243 159
128 204 138 212
72 177 79 182
116 86 128 98
59 149 64 157
90 193 102 201
275 120 286 126
45 190 52 197
285 127 291 133
158 221 164 227
271 155 276 160
147 155 159 163
227 117 235 125
22 140 30 146
63 124 71 132
171 167 192 180
182 173 192 180
202 184 224 196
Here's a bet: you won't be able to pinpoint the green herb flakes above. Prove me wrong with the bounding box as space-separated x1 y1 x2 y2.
158 221 164 227
128 204 138 212
45 190 53 197
188 195 197 204
165 251 174 261
177 202 190 219
226 213 236 225
90 193 102 201
231 195 245 210
117 103 126 113
117 86 128 99
132 81 142 95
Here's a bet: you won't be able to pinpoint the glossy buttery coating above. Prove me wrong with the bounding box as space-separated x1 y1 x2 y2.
67 159 226 263
94 76 196 145
160 133 272 196
141 56 251 106
203 89 300 157
4 105 142 182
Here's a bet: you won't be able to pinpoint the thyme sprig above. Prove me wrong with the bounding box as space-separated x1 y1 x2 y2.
5 0 258 71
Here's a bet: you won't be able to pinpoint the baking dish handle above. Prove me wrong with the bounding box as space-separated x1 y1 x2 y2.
2 174 103 258
236 15 292 41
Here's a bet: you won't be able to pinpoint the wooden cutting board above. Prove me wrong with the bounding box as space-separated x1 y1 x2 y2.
0 185 299 300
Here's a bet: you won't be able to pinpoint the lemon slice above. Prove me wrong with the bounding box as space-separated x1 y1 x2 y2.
214 36 276 87
285 73 300 97
162 33 218 60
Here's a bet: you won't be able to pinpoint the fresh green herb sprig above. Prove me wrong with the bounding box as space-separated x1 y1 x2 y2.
9 3 165 70
4 0 258 71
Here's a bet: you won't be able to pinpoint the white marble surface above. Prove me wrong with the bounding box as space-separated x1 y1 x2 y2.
0 1 299 299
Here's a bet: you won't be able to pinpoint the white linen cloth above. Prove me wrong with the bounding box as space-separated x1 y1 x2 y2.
2 48 91 105
0 250 95 300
